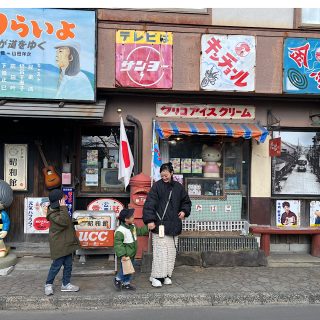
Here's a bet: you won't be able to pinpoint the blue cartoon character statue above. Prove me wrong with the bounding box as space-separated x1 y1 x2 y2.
0 180 13 258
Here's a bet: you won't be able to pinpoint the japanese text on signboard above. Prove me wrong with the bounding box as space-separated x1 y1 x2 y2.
283 38 320 94
156 103 255 120
116 30 173 89
0 9 95 101
200 34 256 92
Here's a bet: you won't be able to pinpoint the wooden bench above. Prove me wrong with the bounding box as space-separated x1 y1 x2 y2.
249 226 320 257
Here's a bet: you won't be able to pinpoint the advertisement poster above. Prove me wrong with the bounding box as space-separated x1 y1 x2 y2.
0 9 95 101
4 144 28 190
276 200 300 227
170 158 181 173
62 187 74 217
192 159 203 173
24 197 50 234
272 131 320 195
181 158 192 173
283 38 320 94
200 34 256 91
310 201 320 227
116 30 173 88
85 168 98 186
87 150 98 166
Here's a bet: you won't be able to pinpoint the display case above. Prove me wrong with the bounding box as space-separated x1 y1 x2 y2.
185 177 224 198
224 143 242 191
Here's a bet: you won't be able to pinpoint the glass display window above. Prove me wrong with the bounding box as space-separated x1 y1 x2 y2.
80 125 135 195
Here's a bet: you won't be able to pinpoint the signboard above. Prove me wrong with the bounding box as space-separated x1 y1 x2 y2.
73 210 116 247
4 144 27 190
310 201 320 227
283 38 320 94
200 34 256 91
116 30 173 88
0 9 95 101
87 198 124 217
276 200 300 227
62 187 74 217
269 137 281 157
24 197 50 234
156 103 255 120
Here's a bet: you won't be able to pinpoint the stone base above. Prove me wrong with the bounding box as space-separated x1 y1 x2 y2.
202 250 267 267
0 265 14 276
0 253 18 272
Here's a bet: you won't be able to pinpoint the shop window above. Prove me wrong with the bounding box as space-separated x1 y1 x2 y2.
295 8 320 28
80 125 134 195
164 135 249 199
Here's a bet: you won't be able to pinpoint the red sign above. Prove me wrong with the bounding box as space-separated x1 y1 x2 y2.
269 137 281 157
33 216 50 231
116 30 173 88
76 230 114 247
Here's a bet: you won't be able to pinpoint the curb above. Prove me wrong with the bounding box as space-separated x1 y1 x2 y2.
1 292 320 310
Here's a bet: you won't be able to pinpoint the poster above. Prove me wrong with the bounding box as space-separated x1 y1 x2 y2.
116 30 173 88
272 131 320 195
192 159 202 173
85 168 99 186
276 200 300 227
173 174 183 185
200 34 255 91
310 201 320 227
181 158 192 173
62 187 74 217
24 197 50 234
283 38 320 94
170 158 181 173
0 9 95 101
4 144 27 190
87 150 98 166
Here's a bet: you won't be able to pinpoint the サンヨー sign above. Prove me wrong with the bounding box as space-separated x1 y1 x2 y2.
0 9 95 101
156 103 255 120
116 30 173 88
283 38 320 94
200 34 256 92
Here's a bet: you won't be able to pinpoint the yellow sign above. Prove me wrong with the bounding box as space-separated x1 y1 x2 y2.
116 30 173 45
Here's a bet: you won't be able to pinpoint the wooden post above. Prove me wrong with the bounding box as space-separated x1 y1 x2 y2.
311 234 320 257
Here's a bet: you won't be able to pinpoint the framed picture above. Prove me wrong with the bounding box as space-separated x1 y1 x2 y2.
271 130 320 196
181 158 192 173
276 200 300 227
4 144 28 191
310 201 320 227
170 158 181 173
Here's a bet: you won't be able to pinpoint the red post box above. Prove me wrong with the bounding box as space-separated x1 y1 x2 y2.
128 173 151 258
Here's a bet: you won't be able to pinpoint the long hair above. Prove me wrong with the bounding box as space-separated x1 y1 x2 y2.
65 47 80 76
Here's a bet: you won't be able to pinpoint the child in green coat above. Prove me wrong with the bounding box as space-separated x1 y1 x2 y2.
113 208 148 291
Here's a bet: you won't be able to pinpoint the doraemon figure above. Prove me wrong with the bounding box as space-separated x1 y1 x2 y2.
201 144 222 178
0 180 13 258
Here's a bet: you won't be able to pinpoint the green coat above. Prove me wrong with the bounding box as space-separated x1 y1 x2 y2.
46 206 80 260
114 222 148 258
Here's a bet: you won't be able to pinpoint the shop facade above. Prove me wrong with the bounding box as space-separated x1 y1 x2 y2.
1 8 320 254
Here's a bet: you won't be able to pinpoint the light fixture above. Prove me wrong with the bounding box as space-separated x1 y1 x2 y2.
310 113 320 125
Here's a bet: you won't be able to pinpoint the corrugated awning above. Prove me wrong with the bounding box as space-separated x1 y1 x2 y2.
0 100 106 119
155 121 269 143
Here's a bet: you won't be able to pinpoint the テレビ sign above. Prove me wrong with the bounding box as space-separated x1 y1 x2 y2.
116 30 173 88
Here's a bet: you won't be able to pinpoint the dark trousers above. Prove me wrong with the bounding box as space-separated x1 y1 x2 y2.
46 254 73 286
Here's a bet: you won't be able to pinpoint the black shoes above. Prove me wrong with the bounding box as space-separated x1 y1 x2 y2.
113 278 122 291
122 283 136 291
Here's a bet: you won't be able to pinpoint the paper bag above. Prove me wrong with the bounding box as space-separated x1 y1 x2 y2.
121 257 135 275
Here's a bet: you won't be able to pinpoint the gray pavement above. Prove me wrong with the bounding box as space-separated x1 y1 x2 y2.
1 254 320 310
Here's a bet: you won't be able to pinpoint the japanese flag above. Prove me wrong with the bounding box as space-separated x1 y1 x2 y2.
118 116 134 189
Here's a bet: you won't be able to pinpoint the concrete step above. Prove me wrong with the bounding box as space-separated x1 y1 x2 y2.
6 242 50 258
268 253 320 267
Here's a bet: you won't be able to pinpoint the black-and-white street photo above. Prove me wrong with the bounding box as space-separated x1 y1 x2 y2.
272 131 320 195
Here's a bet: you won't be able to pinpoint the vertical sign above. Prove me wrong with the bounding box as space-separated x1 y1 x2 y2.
62 187 74 217
116 30 173 88
269 137 281 157
200 34 256 91
283 38 320 94
4 144 28 190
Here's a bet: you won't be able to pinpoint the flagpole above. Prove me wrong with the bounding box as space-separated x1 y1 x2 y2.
151 119 156 187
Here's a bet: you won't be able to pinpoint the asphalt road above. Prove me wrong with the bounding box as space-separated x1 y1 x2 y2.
2 305 320 320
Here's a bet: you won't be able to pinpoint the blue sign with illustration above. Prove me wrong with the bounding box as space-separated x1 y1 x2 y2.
0 9 95 101
283 38 320 94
